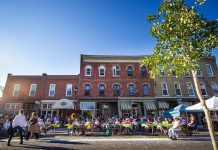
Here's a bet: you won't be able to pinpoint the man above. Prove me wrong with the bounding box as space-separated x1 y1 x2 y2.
168 116 181 140
8 109 27 146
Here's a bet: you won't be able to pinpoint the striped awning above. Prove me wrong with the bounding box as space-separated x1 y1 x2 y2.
144 101 157 110
157 101 169 109
120 102 131 110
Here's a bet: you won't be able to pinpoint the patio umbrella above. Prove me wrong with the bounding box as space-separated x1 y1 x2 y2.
169 104 188 117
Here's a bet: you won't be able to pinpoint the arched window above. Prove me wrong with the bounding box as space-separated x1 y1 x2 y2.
127 66 133 76
143 84 149 96
85 65 92 76
112 66 120 76
85 84 90 96
128 84 134 96
99 65 106 76
141 66 147 76
99 84 105 95
113 84 120 96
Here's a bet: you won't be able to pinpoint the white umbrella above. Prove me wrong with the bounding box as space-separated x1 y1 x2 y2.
186 96 218 112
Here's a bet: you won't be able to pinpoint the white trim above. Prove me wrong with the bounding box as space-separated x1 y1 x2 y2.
13 84 20 97
85 65 92 76
161 82 169 96
174 82 182 96
49 84 56 97
200 82 208 96
186 82 195 96
205 64 214 77
98 65 106 77
112 65 120 77
211 82 218 94
83 59 140 63
66 84 73 97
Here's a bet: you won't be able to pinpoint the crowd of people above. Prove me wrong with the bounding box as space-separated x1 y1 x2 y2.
0 109 200 146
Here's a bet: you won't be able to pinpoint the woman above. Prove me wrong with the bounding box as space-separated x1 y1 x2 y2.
29 112 40 140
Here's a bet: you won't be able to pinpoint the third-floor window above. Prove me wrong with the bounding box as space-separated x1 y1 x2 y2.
127 66 133 76
211 82 218 94
141 66 147 76
205 64 214 77
186 82 195 96
29 84 37 96
112 66 120 77
161 82 169 96
13 84 20 97
66 84 72 97
85 65 92 76
99 66 105 77
49 84 56 97
200 82 207 96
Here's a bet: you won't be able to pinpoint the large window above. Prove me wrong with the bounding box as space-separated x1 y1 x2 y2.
128 84 134 96
80 102 95 110
174 82 182 96
186 82 195 96
211 82 218 94
161 82 169 96
49 84 56 97
200 82 207 96
112 66 120 76
13 84 20 97
127 66 133 76
143 84 149 96
85 65 92 76
66 84 72 96
99 84 105 95
85 84 90 96
141 66 147 76
206 64 214 77
99 65 105 77
113 84 120 96
29 84 37 96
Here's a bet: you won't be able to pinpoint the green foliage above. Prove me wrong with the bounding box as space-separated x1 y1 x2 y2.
142 0 218 78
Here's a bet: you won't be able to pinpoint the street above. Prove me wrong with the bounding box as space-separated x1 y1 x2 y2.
0 136 214 150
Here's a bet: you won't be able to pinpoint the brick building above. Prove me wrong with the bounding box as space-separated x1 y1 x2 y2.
0 55 218 118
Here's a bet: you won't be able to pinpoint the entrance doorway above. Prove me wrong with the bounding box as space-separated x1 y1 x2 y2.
131 103 142 117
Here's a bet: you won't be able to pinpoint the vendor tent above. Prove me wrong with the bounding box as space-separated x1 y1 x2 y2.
169 104 188 117
186 96 218 112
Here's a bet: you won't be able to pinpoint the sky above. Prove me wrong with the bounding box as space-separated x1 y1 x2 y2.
0 0 217 87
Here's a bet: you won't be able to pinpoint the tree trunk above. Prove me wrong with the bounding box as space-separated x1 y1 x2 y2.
191 70 217 150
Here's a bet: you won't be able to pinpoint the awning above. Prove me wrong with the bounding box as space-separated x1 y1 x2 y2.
157 101 169 109
120 102 131 110
144 101 157 110
52 99 76 109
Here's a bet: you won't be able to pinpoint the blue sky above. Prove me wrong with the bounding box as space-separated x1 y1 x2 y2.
0 0 217 86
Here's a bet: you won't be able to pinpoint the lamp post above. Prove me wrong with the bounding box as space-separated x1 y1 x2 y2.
74 87 78 110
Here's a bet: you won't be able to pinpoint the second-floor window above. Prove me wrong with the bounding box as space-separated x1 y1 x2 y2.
99 84 105 95
206 64 214 77
143 84 149 96
13 84 20 97
128 84 134 96
211 82 218 94
29 84 37 96
141 66 147 76
49 84 56 97
200 82 207 96
85 84 90 96
112 66 120 76
127 66 133 76
174 82 182 96
161 82 169 96
66 84 72 96
186 82 195 96
113 84 120 96
85 65 92 76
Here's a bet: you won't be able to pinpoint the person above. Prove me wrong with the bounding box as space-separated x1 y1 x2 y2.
1 118 10 136
7 118 13 146
28 112 40 140
8 109 27 146
168 116 181 140
187 114 197 135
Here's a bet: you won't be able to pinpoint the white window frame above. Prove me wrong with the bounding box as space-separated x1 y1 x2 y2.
112 66 120 77
200 82 207 96
161 82 169 96
206 64 214 77
98 65 106 77
13 84 20 97
211 82 218 94
66 84 73 97
49 84 56 97
174 82 182 96
186 82 195 96
85 65 92 76
29 84 37 96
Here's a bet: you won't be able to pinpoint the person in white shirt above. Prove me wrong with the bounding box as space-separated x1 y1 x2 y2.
168 116 181 140
8 109 27 146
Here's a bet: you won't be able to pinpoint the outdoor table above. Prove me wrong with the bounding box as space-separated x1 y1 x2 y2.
121 124 133 129
159 123 172 129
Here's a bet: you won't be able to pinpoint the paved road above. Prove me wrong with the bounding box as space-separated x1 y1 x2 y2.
0 136 214 150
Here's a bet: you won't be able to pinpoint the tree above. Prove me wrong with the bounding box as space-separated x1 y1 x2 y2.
141 0 218 149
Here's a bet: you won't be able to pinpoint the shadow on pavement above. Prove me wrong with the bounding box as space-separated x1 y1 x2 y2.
8 144 78 150
47 140 90 145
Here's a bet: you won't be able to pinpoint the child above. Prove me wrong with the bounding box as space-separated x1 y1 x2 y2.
7 118 13 146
